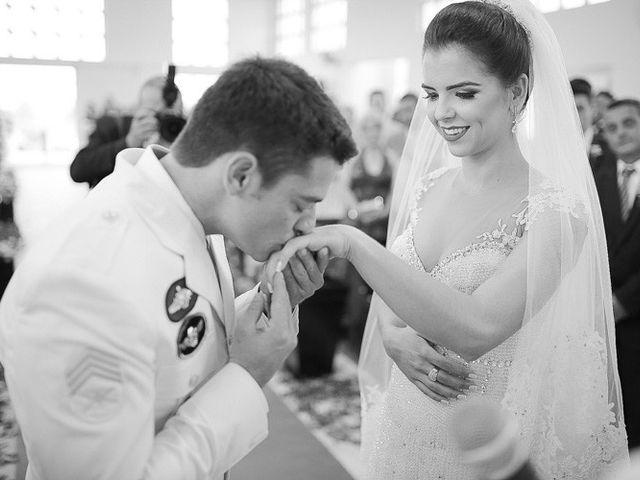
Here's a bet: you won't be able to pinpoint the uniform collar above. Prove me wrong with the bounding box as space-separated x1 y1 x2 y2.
115 146 228 320
127 145 205 238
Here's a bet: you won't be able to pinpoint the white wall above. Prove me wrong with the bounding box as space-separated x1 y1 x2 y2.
546 0 640 98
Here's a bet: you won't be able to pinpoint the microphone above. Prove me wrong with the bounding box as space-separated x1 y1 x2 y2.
449 398 540 480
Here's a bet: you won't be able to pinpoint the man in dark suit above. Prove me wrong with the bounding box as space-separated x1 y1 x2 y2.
70 77 183 188
596 98 640 448
570 78 613 171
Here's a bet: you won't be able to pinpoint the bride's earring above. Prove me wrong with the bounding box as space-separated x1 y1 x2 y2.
511 108 522 133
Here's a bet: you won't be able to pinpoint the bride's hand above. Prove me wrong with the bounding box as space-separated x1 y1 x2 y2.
265 225 353 286
381 322 480 404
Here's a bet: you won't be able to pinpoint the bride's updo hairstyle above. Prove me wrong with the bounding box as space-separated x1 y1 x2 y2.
423 1 532 107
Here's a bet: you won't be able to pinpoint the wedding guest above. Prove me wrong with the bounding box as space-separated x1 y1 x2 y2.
387 93 419 158
0 113 20 298
570 77 613 170
597 98 640 449
70 76 184 188
368 90 387 119
595 90 615 131
343 113 395 354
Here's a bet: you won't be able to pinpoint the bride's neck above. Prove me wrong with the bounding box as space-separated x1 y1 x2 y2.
458 134 527 193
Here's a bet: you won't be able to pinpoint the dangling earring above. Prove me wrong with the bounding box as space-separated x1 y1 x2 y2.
511 108 522 134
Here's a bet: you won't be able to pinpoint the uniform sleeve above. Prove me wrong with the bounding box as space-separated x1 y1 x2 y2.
0 265 268 480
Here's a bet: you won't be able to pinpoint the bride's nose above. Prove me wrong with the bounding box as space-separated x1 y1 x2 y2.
434 97 455 123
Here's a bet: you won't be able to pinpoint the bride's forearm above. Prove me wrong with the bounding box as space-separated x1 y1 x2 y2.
345 228 494 360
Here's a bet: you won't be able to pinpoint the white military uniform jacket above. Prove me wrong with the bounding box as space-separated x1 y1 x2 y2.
0 146 269 479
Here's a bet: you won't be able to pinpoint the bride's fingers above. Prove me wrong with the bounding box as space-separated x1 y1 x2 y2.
420 375 462 400
413 379 448 403
429 369 473 392
429 354 474 380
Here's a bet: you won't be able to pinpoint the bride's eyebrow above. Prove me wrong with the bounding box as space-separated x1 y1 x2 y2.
421 81 481 91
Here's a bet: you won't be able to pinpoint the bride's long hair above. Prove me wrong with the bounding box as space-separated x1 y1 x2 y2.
358 1 628 477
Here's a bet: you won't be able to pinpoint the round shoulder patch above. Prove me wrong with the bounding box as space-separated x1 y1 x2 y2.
177 314 207 357
165 278 198 322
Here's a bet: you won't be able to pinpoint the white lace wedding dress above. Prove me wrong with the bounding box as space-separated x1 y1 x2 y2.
362 167 625 479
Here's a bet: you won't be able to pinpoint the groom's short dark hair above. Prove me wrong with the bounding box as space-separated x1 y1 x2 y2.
172 57 357 187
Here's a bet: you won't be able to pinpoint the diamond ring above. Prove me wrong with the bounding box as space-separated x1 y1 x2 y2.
428 367 439 383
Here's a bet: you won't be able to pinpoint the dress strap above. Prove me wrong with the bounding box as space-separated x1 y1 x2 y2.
408 166 456 228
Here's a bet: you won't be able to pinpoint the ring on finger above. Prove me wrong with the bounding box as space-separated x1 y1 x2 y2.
428 367 439 383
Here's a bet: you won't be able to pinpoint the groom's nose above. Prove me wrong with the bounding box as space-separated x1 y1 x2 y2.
293 208 316 236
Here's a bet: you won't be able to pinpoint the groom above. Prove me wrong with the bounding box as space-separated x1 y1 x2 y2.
0 57 357 479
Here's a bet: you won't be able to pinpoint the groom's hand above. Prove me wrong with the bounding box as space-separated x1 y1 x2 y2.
230 271 297 387
283 247 330 305
264 247 330 306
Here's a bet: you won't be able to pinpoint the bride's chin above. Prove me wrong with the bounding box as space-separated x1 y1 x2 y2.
446 143 469 158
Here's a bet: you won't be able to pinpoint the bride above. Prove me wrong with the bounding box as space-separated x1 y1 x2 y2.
266 0 628 477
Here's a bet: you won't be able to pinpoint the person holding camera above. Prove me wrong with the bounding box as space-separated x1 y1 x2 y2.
70 74 186 188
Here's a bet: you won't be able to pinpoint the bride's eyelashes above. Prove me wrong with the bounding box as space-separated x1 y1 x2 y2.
456 91 477 99
421 91 478 101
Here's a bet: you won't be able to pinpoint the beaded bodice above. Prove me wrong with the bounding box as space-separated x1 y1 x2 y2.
390 166 525 392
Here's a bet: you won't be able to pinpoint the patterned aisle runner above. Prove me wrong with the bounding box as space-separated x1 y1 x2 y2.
268 352 364 480
0 379 17 480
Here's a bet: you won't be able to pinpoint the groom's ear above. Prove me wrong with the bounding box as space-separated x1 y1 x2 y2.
223 151 260 195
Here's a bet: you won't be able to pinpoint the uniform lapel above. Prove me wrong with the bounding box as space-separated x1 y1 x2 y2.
118 147 227 324
208 236 237 337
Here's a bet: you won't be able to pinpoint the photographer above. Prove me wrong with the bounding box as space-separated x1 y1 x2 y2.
70 72 185 188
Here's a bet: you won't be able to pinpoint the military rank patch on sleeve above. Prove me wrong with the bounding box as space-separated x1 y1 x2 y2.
177 314 206 357
165 277 198 322
65 347 124 422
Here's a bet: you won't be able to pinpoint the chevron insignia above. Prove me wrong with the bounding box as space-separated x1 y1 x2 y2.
65 348 123 422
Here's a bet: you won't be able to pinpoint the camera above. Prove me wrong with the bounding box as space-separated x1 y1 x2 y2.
156 65 187 143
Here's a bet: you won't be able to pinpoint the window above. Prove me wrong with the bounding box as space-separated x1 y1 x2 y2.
0 0 105 62
172 0 229 67
0 64 78 161
175 73 220 113
310 0 348 53
276 0 306 57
